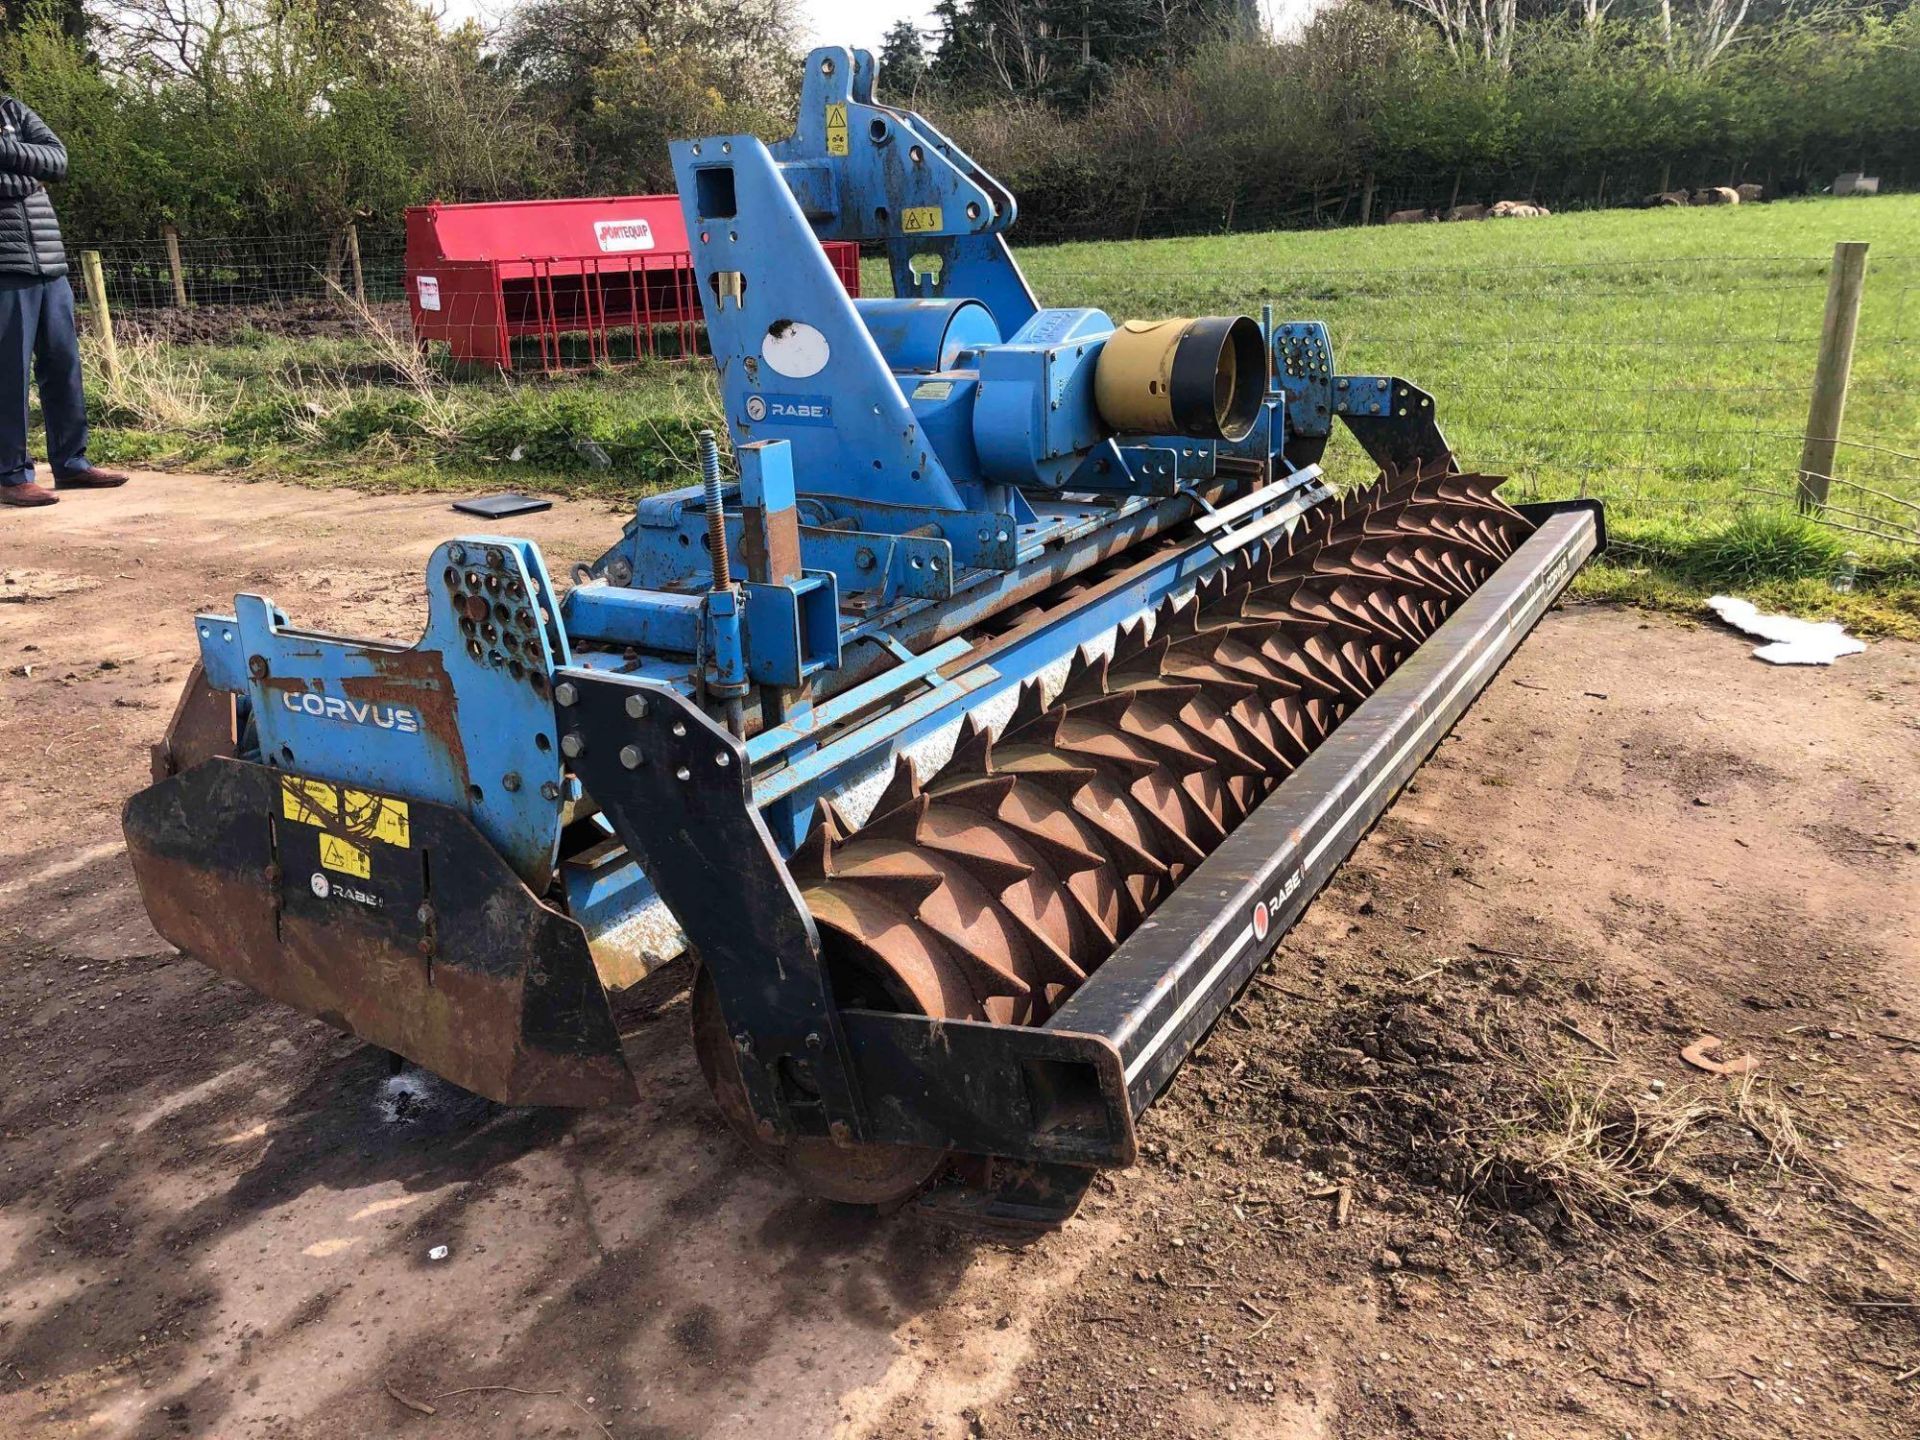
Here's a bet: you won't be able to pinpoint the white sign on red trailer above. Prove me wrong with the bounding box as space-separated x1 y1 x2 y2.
594 218 657 253
415 275 441 311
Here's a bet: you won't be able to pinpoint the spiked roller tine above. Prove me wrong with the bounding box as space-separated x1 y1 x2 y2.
930 770 1022 812
917 833 1039 892
983 790 1110 878
1057 786 1176 884
866 754 925 826
832 851 948 909
1423 471 1521 515
1382 540 1473 597
936 712 997 783
859 790 934 846
1206 636 1313 704
1108 617 1154 668
1290 630 1375 703
1428 545 1479 595
1284 506 1334 556
1408 505 1515 565
1218 703 1296 773
1108 631 1173 684
1058 646 1109 701
788 797 846 882
1144 702 1270 783
1255 627 1356 705
1267 693 1323 761
1328 579 1425 648
1290 584 1393 656
1001 678 1054 739
1157 648 1264 704
1122 786 1214 867
1062 688 1140 731
1051 734 1168 788
1156 595 1208 643
850 869 1038 1007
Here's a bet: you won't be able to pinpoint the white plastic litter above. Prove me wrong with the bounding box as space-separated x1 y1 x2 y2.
1708 595 1865 666
428 1245 449 1261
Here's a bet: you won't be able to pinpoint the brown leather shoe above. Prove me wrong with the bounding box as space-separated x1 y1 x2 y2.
52 468 129 489
1 481 58 506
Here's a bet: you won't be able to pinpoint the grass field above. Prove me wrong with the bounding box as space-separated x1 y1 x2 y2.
83 195 1920 632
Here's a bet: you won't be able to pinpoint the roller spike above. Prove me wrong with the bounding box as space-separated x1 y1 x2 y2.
860 790 932 845
937 711 998 783
1109 617 1154 668
788 797 845 883
867 753 924 824
918 832 1039 892
831 851 948 914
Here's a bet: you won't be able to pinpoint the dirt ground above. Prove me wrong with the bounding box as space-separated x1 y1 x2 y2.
2 472 1916 1440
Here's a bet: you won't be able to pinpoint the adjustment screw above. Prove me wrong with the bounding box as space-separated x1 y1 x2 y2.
1376 377 1389 391
619 745 643 769
502 771 521 792
560 733 585 759
449 544 466 563
416 903 435 926
247 655 269 679
735 1032 754 1056
540 781 561 801
554 681 578 707
624 694 649 720
805 1032 822 1050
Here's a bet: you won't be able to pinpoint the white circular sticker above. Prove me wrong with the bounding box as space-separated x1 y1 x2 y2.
311 872 331 898
761 320 830 379
744 394 767 422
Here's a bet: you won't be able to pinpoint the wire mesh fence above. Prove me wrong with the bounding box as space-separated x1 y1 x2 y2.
1017 248 1920 549
70 226 1920 547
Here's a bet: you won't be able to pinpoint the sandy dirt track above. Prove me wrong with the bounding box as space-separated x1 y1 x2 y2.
1 472 1917 1439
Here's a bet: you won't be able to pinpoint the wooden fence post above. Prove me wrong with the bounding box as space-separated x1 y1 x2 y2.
162 224 189 307
1359 172 1375 226
344 222 366 308
80 250 119 384
1796 240 1870 512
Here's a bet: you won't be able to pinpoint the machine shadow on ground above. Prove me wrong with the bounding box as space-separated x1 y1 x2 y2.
0 859 988 1437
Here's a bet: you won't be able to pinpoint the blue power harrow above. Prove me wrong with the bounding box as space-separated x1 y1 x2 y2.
124 47 1604 1225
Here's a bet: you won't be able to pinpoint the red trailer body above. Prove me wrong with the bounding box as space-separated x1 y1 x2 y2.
404 195 861 370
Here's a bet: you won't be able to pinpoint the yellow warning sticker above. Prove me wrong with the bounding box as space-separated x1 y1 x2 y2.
825 103 849 156
901 206 944 234
318 833 371 879
280 776 411 849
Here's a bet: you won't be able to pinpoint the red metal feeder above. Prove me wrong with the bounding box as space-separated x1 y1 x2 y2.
404 195 861 370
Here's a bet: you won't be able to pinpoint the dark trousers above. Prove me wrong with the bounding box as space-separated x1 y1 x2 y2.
0 273 89 486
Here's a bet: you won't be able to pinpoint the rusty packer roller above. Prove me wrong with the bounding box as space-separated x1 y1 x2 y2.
124 46 1604 1226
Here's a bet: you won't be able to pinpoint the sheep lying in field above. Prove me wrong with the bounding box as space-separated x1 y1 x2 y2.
1489 200 1550 218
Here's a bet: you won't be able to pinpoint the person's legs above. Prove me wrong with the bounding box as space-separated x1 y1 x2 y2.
0 276 54 505
38 276 92 478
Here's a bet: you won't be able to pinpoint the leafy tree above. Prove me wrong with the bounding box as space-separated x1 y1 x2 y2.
878 17 929 100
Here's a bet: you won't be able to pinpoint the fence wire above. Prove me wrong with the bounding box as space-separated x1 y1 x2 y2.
72 230 1920 546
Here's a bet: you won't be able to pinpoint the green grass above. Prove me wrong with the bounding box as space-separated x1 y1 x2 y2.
83 194 1920 632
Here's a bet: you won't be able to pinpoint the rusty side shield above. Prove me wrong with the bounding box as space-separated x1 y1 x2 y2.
124 757 636 1108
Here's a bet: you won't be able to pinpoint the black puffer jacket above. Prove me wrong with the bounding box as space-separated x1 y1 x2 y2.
0 98 67 278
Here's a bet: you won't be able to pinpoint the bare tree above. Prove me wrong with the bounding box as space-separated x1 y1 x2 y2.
1391 0 1517 69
